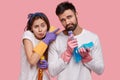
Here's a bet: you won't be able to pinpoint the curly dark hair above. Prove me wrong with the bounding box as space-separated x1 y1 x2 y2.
56 1 76 16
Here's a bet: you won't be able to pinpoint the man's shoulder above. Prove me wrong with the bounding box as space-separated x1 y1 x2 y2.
55 31 67 42
57 31 65 37
84 29 98 37
82 29 99 40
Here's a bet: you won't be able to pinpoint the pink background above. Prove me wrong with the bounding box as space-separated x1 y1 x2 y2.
0 0 120 80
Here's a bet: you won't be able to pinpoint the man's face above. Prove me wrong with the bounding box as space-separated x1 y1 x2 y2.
58 9 78 31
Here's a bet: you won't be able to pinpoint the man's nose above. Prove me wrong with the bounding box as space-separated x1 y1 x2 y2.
66 19 70 25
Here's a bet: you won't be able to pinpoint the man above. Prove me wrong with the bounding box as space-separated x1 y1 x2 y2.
48 1 104 80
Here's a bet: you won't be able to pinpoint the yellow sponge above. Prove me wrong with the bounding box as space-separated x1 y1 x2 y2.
49 26 56 32
33 41 48 56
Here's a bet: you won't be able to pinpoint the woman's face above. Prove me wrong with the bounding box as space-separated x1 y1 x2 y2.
31 18 48 40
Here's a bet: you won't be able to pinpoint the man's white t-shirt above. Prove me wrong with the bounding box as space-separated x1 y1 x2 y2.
48 29 104 80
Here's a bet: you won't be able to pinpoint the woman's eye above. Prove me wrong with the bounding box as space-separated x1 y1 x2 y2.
41 23 46 28
34 25 39 28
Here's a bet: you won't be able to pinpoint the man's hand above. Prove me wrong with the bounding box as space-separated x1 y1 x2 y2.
61 36 78 62
79 48 92 63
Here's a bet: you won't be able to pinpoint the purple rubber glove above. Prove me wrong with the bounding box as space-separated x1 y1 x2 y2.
43 28 60 45
37 60 48 69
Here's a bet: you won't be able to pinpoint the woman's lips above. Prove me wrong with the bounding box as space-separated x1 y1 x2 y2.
39 33 44 37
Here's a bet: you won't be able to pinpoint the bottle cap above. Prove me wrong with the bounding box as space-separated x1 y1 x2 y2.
68 30 73 36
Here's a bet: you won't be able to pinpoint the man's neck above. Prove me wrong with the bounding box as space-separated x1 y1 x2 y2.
73 25 83 36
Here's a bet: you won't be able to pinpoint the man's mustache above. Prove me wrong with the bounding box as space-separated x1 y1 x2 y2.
66 24 74 28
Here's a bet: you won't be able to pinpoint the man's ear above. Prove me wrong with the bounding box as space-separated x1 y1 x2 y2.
75 12 78 17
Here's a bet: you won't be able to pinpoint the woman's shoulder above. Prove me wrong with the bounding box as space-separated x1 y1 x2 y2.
22 30 35 41
23 30 35 38
23 30 34 36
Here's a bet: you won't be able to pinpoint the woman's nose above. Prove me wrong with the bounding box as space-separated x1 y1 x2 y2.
38 27 42 32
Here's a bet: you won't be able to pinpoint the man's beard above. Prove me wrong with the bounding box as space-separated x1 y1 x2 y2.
66 23 77 31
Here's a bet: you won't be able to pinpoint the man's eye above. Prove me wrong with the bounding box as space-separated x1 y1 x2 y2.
67 15 72 19
61 19 65 22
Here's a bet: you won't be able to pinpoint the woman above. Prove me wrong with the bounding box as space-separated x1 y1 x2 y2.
19 12 59 80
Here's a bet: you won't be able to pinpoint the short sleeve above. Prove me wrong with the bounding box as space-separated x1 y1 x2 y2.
22 31 35 44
